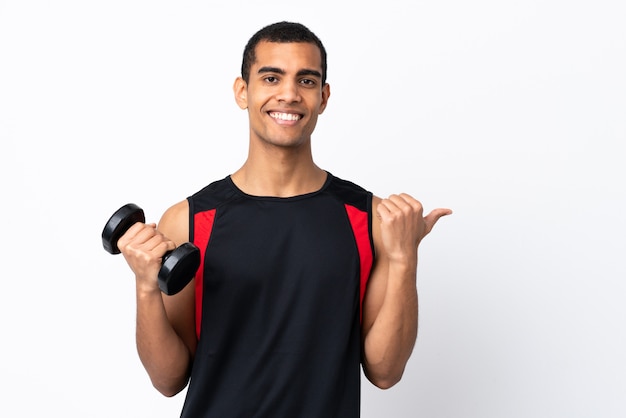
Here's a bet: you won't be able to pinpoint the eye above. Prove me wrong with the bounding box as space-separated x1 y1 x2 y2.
300 78 316 87
264 76 279 84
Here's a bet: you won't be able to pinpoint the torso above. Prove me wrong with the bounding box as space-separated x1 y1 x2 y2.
181 173 373 418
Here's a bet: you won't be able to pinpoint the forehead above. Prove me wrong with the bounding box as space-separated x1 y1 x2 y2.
252 41 322 73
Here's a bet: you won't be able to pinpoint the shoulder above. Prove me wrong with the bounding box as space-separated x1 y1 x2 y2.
158 200 190 247
188 176 241 213
190 176 231 197
325 172 372 211
327 172 369 193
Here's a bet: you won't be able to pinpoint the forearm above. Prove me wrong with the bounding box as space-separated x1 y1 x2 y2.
135 287 192 397
363 260 418 389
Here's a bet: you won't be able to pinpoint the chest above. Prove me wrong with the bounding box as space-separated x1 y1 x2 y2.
203 198 360 292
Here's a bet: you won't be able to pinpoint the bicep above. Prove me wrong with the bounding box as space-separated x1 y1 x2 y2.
158 200 198 358
362 195 388 338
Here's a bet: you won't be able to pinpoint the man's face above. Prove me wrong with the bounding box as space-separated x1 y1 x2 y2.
234 41 330 149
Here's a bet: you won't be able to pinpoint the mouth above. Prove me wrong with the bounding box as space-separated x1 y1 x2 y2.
268 111 303 122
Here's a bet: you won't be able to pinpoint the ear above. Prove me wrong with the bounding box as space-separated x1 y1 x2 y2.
318 83 331 114
233 77 248 109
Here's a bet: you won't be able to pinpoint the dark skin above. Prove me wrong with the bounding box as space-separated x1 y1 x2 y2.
117 40 452 396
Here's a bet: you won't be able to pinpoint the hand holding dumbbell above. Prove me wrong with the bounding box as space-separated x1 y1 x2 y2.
102 203 200 295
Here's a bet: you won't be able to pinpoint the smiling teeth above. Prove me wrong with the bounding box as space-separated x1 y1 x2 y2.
270 112 301 121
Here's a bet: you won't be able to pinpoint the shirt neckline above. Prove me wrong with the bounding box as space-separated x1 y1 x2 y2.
226 171 333 201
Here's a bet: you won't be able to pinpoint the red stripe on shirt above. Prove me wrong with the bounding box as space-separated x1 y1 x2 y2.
193 209 216 339
344 203 373 322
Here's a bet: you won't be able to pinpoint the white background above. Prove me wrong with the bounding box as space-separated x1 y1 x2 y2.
1 1 625 417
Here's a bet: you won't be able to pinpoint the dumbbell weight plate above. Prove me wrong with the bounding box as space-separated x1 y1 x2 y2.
159 242 201 295
102 203 145 254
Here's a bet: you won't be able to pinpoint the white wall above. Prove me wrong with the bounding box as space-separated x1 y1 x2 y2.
1 1 624 417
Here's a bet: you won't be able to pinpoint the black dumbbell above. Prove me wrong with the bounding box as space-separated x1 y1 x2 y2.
102 203 200 295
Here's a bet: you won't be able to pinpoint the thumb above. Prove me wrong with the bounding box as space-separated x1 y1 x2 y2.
424 208 453 235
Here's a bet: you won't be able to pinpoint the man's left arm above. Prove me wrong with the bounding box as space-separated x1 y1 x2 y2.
361 193 451 389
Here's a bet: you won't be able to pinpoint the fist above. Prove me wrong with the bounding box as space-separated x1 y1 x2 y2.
376 193 451 261
117 222 177 288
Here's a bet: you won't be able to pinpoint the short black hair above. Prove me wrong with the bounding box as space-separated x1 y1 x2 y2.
241 21 327 85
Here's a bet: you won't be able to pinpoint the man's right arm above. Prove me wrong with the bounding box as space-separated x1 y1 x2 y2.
117 200 197 397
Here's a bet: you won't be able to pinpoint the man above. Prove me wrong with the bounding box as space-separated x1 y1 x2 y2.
117 21 452 417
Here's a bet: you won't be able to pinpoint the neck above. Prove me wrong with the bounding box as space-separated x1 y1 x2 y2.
231 141 326 197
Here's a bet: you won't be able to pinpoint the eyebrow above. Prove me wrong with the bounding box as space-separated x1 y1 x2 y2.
257 66 322 79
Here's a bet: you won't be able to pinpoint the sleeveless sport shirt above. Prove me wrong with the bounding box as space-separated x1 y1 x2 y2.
180 172 374 418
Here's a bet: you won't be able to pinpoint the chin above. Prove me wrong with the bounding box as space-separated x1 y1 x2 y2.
265 135 310 148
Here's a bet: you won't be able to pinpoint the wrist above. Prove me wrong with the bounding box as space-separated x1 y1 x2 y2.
387 254 417 271
387 257 418 285
136 276 162 300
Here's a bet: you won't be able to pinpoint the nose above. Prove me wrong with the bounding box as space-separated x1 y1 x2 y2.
276 79 301 103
